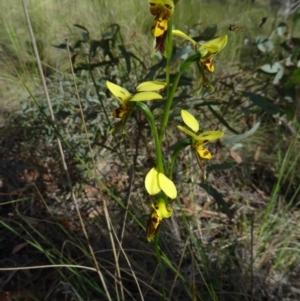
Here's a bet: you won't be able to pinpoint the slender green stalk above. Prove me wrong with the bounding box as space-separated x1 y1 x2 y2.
165 16 173 98
136 104 166 299
159 16 175 143
159 71 181 142
136 102 164 173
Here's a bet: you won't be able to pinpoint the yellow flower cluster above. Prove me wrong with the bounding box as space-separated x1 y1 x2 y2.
104 1 228 241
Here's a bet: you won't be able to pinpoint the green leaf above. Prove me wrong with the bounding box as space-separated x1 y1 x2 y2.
291 46 300 61
144 59 166 80
243 92 280 115
277 22 287 37
192 24 218 42
292 12 300 23
194 101 222 108
118 45 131 74
171 47 193 62
285 55 294 67
273 64 285 85
286 69 300 87
223 122 260 146
256 36 274 53
285 106 295 120
208 105 239 134
199 183 233 219
206 162 237 177
256 35 266 44
179 53 201 74
260 62 281 74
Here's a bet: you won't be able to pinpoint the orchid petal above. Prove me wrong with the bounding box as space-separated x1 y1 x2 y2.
148 0 174 17
155 200 173 218
130 92 163 101
202 58 215 72
200 35 228 55
177 125 199 140
146 209 162 242
172 29 197 46
106 81 131 104
197 131 224 142
145 168 160 195
151 13 168 37
136 81 166 92
196 146 212 159
181 110 199 133
158 173 177 199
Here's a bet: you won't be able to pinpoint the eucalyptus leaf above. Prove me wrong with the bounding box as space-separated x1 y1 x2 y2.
208 105 239 134
206 162 237 177
243 92 280 115
222 122 260 146
144 59 166 80
192 24 218 41
260 62 281 74
285 55 294 67
277 22 287 37
256 35 266 44
172 46 193 61
273 64 285 85
179 53 201 74
257 39 274 53
118 45 131 74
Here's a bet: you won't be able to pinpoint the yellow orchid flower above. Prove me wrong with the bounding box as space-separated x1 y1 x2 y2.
151 12 169 37
106 80 166 132
148 0 174 17
177 110 223 159
145 167 177 199
146 198 173 241
172 30 228 72
148 0 174 37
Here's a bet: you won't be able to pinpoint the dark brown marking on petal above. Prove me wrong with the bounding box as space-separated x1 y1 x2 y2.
113 108 122 118
152 216 159 224
158 23 166 31
203 139 209 144
154 31 167 52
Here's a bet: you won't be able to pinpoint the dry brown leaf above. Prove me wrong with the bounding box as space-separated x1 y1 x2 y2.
254 146 261 161
230 149 243 164
12 242 28 254
57 218 73 228
84 186 99 198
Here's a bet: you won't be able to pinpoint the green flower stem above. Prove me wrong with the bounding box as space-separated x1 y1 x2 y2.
159 16 174 144
137 102 166 297
136 102 164 174
165 16 173 100
159 71 181 142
